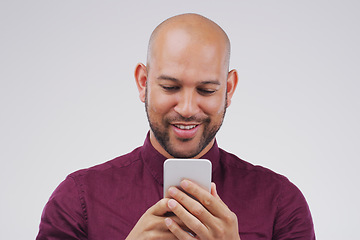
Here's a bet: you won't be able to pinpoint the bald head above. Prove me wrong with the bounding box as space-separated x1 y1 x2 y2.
146 13 231 71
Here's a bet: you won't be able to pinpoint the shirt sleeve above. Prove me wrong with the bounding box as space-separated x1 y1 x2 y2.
273 177 316 240
36 175 87 240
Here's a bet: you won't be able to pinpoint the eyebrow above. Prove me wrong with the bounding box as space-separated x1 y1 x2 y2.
157 75 179 82
157 75 221 85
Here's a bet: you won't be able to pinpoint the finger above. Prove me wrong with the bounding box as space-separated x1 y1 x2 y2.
211 182 218 198
165 217 197 240
149 198 195 233
151 215 177 232
149 198 172 216
168 186 213 225
211 182 226 206
168 216 197 237
180 180 230 219
167 198 208 237
169 215 190 230
146 229 179 240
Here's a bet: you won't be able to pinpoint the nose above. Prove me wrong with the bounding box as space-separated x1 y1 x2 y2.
173 90 200 118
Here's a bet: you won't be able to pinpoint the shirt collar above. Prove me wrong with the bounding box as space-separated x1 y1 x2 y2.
140 131 221 185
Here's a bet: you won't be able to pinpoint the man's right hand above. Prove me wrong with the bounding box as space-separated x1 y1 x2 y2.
126 198 182 240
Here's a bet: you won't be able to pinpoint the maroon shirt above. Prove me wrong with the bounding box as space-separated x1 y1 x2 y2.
37 133 315 239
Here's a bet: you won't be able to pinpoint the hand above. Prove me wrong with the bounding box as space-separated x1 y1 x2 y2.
126 198 185 240
164 180 241 240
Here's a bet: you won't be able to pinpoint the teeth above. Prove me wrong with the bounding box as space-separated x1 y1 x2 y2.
175 125 197 130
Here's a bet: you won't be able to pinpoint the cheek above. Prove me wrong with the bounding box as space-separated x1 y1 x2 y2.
200 94 226 115
147 89 176 114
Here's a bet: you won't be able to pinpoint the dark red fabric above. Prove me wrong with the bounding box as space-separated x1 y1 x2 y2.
37 133 315 239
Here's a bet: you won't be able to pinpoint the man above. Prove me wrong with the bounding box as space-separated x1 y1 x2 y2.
37 14 315 239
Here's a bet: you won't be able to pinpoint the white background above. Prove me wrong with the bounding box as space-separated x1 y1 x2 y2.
1 1 359 239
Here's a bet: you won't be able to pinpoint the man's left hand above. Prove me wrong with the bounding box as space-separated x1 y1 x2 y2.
165 180 241 240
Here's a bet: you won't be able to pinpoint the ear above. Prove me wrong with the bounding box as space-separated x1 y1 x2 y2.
226 69 238 107
134 63 148 103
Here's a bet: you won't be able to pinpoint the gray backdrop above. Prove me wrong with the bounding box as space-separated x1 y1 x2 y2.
1 1 359 239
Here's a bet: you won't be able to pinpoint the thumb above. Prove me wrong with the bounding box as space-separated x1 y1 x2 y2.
211 182 227 206
211 182 219 198
149 198 172 216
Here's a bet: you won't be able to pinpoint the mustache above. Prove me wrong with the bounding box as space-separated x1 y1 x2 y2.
166 113 210 123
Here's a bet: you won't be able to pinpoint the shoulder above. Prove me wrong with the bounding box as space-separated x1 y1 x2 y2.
218 147 310 208
218 148 315 238
68 146 143 180
47 146 144 203
219 147 290 184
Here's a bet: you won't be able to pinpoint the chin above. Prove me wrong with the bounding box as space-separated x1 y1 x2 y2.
170 151 199 159
168 144 203 159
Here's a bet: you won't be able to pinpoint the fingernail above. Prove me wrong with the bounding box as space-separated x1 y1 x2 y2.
168 187 178 196
168 199 177 209
181 179 189 188
165 218 172 227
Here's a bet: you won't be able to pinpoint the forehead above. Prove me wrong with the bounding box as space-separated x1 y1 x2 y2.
149 28 228 81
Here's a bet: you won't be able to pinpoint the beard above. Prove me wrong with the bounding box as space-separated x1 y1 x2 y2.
145 89 227 158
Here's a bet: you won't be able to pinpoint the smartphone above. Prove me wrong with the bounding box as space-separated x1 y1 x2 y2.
163 159 212 198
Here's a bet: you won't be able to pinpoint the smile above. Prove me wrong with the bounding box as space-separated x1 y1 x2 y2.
174 124 197 130
171 124 200 139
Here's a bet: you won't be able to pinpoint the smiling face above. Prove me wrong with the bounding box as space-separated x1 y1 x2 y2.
135 14 238 158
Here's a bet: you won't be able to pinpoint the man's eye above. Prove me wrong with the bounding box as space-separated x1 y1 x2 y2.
198 88 216 95
161 85 179 91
